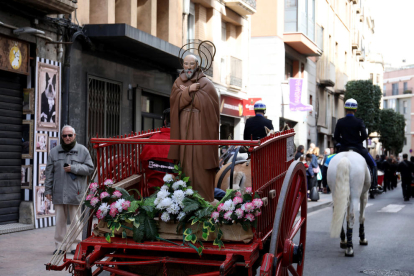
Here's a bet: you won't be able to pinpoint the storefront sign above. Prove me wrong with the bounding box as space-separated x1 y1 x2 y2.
289 78 312 112
0 34 29 75
220 96 244 117
242 98 262 117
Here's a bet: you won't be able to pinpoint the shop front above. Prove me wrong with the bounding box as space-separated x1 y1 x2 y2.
219 95 244 140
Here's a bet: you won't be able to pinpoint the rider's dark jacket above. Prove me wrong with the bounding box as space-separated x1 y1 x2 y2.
333 114 367 149
243 114 274 140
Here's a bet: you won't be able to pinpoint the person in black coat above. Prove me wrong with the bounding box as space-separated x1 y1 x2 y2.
397 154 412 201
243 101 274 140
382 158 392 192
333 98 378 193
295 145 304 160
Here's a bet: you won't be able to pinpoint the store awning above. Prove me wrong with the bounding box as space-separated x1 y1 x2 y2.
84 24 183 70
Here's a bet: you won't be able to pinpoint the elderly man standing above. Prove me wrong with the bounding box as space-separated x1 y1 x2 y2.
45 125 94 255
168 54 219 202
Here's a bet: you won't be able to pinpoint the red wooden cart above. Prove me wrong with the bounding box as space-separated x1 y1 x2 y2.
46 129 308 276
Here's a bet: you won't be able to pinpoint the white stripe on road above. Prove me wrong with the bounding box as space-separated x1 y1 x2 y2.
378 204 406 213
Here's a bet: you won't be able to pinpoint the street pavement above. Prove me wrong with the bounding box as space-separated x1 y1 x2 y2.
303 184 414 276
0 191 370 276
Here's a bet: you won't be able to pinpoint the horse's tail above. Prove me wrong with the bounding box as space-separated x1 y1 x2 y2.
330 157 350 238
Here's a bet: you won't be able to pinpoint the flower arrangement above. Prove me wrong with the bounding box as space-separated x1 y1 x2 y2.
84 179 158 243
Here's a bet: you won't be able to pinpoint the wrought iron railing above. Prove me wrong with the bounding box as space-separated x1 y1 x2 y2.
242 0 256 10
229 56 242 88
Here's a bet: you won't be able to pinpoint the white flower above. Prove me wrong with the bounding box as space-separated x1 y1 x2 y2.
157 189 170 200
161 185 169 191
161 212 170 222
166 203 180 215
177 200 185 209
98 203 110 216
157 197 173 210
163 174 174 183
114 198 126 212
172 190 185 203
223 199 235 211
172 180 186 190
185 189 194 196
154 198 160 205
177 211 186 221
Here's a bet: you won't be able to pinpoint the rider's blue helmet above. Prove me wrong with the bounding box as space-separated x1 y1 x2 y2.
254 101 266 111
345 98 358 110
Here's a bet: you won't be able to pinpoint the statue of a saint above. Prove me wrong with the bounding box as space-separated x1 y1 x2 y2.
168 55 219 202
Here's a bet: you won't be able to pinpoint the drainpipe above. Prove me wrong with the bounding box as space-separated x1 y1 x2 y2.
62 29 93 126
57 15 64 62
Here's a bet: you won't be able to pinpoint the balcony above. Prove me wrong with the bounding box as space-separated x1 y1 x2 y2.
283 34 322 56
335 73 348 94
359 49 366 62
352 29 360 50
318 59 336 87
227 56 242 89
13 0 77 14
224 0 256 16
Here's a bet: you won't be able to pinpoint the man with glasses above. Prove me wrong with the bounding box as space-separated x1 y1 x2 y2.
45 125 94 255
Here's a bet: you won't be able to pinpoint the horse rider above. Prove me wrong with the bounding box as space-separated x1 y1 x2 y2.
333 98 379 194
243 101 274 140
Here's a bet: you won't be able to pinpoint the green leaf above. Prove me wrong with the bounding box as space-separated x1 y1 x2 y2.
209 225 216 233
182 198 200 213
243 193 252 202
133 220 140 229
115 222 121 231
174 164 179 170
202 232 208 241
116 187 135 202
128 201 140 213
190 234 197 244
213 238 219 246
183 176 190 183
132 225 144 243
242 223 248 232
218 190 236 205
183 228 192 235
185 235 193 242
144 216 158 241
122 230 127 239
105 233 111 243
197 247 203 256
191 218 199 225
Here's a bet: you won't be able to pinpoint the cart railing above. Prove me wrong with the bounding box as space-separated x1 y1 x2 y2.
90 128 295 240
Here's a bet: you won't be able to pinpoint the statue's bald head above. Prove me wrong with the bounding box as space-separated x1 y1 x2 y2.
183 54 199 80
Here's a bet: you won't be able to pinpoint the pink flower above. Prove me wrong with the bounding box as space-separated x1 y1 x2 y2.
100 192 110 200
254 210 262 217
211 211 220 222
95 209 104 219
104 179 114 186
245 213 255 222
122 200 131 210
89 182 98 192
245 187 253 195
223 211 233 221
252 198 263 208
86 194 93 201
217 203 225 212
232 196 243 205
90 197 99 207
112 190 122 198
244 202 255 213
109 207 118 218
235 191 242 197
235 208 244 219
110 202 116 208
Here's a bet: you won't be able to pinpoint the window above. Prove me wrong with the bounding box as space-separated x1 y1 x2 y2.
326 94 330 126
187 2 195 42
309 95 313 114
335 42 338 64
316 25 324 50
383 85 386 93
383 100 387 109
329 35 333 62
403 101 407 114
285 58 293 80
389 99 396 111
285 0 315 41
221 21 227 42
392 83 399 95
221 58 226 84
404 82 408 92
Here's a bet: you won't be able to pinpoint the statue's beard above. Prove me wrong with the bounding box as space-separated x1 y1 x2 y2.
184 68 196 80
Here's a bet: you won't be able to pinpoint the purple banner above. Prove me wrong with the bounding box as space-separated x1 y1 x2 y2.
289 78 313 112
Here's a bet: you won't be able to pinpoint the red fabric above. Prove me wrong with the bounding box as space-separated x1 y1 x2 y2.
140 128 174 192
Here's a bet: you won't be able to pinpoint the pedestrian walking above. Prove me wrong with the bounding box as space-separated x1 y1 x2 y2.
45 125 94 255
295 145 304 160
391 157 398 189
321 148 331 194
306 153 319 201
397 154 412 201
312 147 323 192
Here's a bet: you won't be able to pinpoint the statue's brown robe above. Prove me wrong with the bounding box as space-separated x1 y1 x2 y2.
168 70 219 202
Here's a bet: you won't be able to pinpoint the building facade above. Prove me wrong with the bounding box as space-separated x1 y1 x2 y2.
0 0 254 229
383 67 414 155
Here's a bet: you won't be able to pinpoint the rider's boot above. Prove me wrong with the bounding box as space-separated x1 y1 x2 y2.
370 166 382 194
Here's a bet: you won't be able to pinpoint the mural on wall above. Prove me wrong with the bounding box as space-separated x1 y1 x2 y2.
35 186 55 218
37 62 60 132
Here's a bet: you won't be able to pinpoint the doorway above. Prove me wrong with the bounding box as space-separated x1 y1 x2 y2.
141 92 169 131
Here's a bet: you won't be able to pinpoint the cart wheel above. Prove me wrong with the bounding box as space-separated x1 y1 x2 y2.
269 161 307 276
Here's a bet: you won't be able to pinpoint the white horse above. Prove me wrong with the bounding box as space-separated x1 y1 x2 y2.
327 151 371 257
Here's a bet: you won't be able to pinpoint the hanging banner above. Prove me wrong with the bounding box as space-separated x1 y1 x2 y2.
243 98 262 117
220 96 244 117
289 78 313 112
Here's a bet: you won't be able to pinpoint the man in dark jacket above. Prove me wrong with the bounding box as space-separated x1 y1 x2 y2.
397 154 412 201
333 98 378 194
243 101 274 140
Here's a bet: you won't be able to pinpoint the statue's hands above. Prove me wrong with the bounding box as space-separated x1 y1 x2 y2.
189 83 200 93
179 85 187 91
